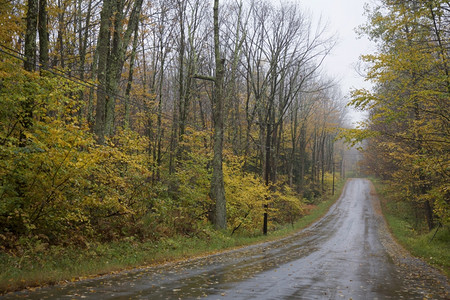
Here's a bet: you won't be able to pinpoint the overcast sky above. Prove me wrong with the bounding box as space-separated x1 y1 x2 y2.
303 0 375 123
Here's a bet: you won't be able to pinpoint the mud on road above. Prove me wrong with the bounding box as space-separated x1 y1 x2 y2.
4 179 449 299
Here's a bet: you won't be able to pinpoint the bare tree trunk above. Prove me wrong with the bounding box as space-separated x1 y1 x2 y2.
94 0 112 144
24 0 38 72
124 22 140 129
38 0 48 71
311 127 317 184
94 0 143 143
87 49 98 126
298 123 307 191
21 0 38 148
288 104 299 187
210 0 226 230
169 104 178 174
56 0 65 68
155 8 168 181
228 2 245 155
78 0 93 120
177 0 186 147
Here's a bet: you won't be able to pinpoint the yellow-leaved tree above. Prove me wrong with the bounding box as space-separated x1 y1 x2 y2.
347 0 449 229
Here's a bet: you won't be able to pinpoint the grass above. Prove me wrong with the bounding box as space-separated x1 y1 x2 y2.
371 178 450 277
0 179 345 294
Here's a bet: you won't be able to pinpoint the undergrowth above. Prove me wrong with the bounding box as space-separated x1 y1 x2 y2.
372 178 450 277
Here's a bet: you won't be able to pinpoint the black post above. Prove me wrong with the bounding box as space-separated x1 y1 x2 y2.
263 121 271 235
332 159 335 195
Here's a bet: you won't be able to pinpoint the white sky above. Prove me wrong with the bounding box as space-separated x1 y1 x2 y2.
302 0 375 124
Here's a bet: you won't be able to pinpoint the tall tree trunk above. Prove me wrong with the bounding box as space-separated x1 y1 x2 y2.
77 0 93 120
176 0 186 158
228 2 244 155
155 6 168 181
38 0 48 71
87 49 98 126
311 127 317 184
24 0 38 72
288 106 299 187
124 22 139 129
94 0 112 144
94 0 143 143
155 58 164 180
21 0 38 148
56 0 65 68
210 0 226 230
298 122 307 191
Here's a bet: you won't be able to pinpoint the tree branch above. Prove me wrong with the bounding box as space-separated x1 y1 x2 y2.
193 73 215 82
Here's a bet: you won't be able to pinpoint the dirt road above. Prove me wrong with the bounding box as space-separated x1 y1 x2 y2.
4 179 449 299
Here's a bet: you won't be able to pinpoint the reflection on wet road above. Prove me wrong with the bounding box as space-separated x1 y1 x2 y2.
4 179 449 299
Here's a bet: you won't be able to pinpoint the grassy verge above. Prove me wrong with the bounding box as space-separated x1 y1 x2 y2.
371 178 450 277
0 179 345 294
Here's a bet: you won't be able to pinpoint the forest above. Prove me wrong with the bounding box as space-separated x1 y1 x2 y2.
347 0 449 231
0 0 350 253
1 0 449 293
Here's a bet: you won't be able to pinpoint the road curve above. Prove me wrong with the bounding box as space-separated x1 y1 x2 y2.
4 178 449 299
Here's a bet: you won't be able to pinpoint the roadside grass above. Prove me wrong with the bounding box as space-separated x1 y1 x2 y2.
371 178 450 277
0 179 345 294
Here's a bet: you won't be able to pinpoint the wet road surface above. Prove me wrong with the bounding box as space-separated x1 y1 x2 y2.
4 179 449 299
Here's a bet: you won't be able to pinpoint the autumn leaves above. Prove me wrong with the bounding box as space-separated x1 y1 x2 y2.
347 0 449 229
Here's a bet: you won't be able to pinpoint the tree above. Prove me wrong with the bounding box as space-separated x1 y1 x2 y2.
241 0 335 234
348 0 450 229
210 0 226 230
38 0 48 70
94 0 144 143
1 0 347 250
24 0 38 72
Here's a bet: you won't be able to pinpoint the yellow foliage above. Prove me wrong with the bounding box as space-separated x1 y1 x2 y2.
224 161 268 233
271 185 304 226
350 0 449 228
0 62 158 244
224 156 305 233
